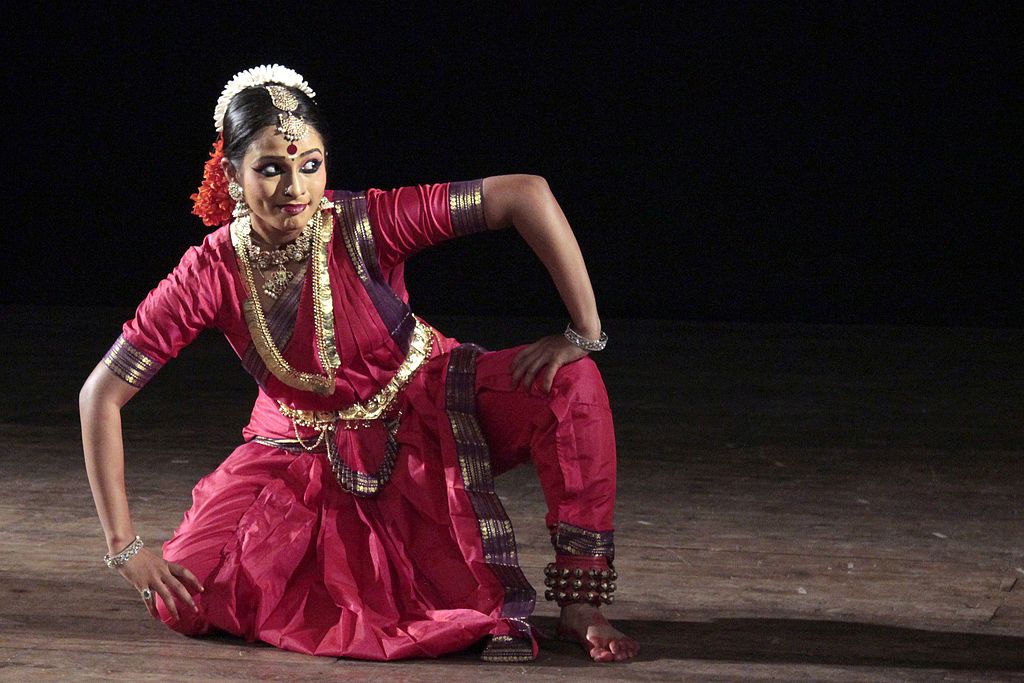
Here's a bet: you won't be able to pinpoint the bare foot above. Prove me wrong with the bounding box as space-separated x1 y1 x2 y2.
557 603 640 662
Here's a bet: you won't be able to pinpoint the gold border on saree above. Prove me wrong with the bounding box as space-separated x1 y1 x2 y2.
278 318 434 430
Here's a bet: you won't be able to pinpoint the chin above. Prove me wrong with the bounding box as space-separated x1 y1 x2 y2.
275 212 310 232
252 206 315 236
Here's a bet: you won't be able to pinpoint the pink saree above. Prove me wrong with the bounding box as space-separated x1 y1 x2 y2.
103 180 617 662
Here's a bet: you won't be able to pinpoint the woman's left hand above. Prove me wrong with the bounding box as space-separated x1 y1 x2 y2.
510 335 589 393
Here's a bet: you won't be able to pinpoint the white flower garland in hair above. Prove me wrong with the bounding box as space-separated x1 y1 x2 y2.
214 64 317 132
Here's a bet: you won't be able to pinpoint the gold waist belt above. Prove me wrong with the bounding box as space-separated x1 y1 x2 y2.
272 320 434 498
278 319 434 433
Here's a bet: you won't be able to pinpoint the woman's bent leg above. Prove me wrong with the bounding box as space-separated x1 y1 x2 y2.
474 346 637 662
154 442 298 636
474 347 616 561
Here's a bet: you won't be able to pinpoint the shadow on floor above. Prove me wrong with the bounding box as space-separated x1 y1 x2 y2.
522 616 1024 671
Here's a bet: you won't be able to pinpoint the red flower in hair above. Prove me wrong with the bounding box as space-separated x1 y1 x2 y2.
190 136 235 227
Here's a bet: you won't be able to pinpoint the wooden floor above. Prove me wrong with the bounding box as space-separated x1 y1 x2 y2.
1 305 1022 682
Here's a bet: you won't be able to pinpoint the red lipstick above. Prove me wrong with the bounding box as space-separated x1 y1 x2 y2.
281 204 307 216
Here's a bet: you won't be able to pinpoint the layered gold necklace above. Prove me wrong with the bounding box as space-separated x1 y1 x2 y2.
246 224 313 300
231 206 341 395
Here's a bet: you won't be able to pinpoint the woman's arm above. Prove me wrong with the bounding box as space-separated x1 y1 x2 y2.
481 174 604 392
80 362 202 619
80 363 140 553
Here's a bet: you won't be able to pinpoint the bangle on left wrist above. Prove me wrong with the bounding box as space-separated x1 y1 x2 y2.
564 323 608 351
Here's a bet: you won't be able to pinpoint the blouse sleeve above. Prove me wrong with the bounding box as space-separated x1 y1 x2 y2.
365 179 488 271
102 243 221 389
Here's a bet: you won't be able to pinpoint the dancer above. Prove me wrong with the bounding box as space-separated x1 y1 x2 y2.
80 64 638 663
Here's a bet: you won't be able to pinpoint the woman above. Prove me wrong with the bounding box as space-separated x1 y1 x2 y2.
80 64 638 664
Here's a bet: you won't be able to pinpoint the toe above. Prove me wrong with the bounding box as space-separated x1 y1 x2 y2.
611 636 638 661
587 635 613 662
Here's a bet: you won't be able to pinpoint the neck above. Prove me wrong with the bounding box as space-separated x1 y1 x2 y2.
249 215 306 248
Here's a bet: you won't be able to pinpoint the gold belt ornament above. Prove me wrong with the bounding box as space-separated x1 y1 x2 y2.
272 320 434 497
278 319 434 435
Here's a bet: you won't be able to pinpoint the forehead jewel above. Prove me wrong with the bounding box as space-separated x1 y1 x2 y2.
213 64 316 132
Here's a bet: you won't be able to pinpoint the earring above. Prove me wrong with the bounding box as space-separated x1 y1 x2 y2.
228 180 249 218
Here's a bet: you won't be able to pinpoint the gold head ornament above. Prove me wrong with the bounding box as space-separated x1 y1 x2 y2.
266 85 308 143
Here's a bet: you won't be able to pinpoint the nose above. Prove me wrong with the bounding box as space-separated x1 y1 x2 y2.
282 169 307 198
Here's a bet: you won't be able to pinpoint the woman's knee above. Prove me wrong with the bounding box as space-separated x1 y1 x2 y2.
551 356 609 406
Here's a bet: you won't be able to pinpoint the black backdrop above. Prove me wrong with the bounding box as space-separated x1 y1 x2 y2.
5 3 1020 326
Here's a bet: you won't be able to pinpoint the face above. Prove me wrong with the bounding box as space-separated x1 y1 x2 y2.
224 125 327 244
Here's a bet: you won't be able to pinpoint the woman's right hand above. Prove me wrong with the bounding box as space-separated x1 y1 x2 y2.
117 547 204 620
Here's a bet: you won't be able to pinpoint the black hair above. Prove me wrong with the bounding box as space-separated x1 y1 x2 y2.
222 85 329 170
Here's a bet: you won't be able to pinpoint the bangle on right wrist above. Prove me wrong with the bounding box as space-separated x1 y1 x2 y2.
103 535 144 569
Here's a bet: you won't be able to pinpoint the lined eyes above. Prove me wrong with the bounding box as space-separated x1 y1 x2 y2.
255 159 322 177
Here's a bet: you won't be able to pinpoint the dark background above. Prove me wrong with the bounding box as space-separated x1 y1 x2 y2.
5 3 1020 326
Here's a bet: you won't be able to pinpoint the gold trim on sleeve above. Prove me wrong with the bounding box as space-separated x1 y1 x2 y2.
102 335 161 388
449 179 488 236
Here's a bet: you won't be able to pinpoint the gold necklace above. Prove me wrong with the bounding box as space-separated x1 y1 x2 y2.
231 206 341 395
247 224 313 300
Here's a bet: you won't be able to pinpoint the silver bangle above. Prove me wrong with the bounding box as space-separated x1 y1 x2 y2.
563 323 608 352
104 535 144 569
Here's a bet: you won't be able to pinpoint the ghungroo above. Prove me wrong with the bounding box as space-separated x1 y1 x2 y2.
543 562 618 606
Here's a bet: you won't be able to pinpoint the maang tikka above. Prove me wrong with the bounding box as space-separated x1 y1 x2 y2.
266 85 307 157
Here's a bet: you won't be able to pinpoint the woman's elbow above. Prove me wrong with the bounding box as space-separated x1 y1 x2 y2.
79 363 135 414
79 373 110 420
483 174 554 229
511 174 552 206
79 371 99 412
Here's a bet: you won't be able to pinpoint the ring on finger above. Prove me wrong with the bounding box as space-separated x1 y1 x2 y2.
140 588 153 602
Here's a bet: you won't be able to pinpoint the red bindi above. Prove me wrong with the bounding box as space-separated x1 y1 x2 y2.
287 144 298 156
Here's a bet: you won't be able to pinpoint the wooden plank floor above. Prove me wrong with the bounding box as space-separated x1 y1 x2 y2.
1 305 1022 682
